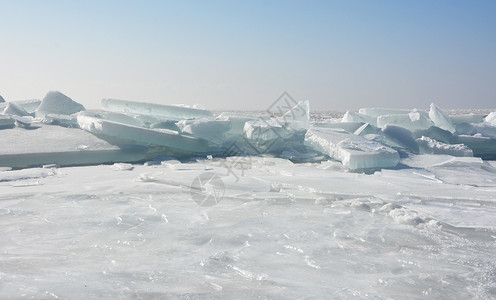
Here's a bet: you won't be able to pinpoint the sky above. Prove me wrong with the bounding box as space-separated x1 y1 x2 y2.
1 0 495 111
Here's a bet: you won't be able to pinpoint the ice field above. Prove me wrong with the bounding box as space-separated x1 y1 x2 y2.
1 92 496 298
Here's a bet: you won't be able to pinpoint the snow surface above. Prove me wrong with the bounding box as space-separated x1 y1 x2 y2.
1 93 496 298
1 155 496 299
35 91 85 119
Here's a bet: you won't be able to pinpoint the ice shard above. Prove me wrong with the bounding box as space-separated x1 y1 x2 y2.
429 103 456 133
304 127 400 170
485 112 496 126
277 100 311 131
101 98 214 121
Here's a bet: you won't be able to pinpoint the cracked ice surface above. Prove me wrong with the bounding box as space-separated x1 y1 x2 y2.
1 156 496 298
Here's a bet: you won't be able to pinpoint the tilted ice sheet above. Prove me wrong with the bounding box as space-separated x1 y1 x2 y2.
77 111 209 156
101 98 214 121
429 103 456 133
0 125 148 168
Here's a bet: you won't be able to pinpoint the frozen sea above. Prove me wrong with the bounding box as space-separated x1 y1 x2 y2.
1 110 496 299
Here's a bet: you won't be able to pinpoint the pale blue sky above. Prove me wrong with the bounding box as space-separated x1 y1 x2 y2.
1 0 495 110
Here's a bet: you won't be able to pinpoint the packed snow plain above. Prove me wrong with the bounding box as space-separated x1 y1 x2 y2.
1 92 496 299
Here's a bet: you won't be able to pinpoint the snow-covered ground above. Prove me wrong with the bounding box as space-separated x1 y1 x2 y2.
1 92 496 298
1 155 496 299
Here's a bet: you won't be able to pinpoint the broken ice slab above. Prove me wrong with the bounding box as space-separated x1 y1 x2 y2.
277 100 311 131
36 91 85 118
2 102 30 116
416 136 473 157
176 118 231 145
39 113 79 128
304 127 400 170
77 111 209 156
215 112 258 137
0 116 15 129
455 123 496 139
0 124 147 168
429 103 456 133
0 99 41 116
244 118 289 141
376 111 433 131
358 108 412 117
454 135 496 160
382 125 419 154
412 126 455 144
354 123 378 136
100 98 214 121
485 112 496 126
449 113 484 125
342 111 377 126
13 99 41 115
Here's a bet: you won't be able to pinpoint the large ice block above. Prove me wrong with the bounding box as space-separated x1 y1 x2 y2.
376 111 433 131
77 110 209 156
416 136 473 157
101 98 214 121
0 95 5 102
304 127 399 170
36 91 85 118
429 103 455 133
